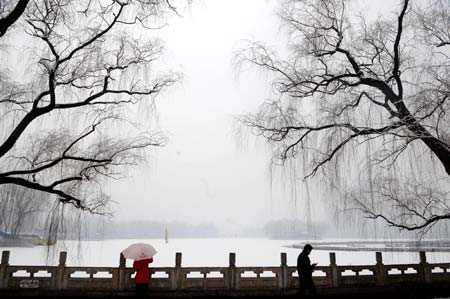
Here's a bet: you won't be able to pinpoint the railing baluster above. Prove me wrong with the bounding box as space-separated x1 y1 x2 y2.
174 252 182 290
280 252 288 289
420 251 431 283
229 252 236 290
375 252 386 286
329 252 339 287
56 251 66 290
0 251 9 289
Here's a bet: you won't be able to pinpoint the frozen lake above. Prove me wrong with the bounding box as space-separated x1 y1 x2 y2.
2 238 450 267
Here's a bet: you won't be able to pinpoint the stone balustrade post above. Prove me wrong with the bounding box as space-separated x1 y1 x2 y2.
173 252 182 290
280 252 288 290
118 253 126 290
329 252 339 287
419 251 431 283
375 252 386 286
56 251 67 290
0 251 10 289
229 253 237 290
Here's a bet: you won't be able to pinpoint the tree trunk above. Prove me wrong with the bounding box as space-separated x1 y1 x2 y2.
406 119 450 177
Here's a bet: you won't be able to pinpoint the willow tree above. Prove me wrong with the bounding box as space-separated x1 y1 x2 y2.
0 0 180 214
0 185 49 235
237 0 450 232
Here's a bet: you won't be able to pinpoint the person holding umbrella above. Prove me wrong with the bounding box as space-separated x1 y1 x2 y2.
122 243 157 298
133 257 153 298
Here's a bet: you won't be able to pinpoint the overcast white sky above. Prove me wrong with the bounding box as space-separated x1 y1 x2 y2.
106 0 315 227
106 0 396 228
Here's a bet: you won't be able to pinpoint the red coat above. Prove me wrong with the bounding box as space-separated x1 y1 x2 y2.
133 257 153 284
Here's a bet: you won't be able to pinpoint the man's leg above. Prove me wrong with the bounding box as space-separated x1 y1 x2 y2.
307 277 317 297
298 277 306 296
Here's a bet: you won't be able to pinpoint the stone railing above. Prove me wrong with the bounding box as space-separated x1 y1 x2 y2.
1 250 450 297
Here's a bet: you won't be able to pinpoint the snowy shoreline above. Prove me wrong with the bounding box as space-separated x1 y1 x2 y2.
290 240 450 252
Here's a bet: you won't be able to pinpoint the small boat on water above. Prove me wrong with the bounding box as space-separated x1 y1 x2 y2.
30 238 57 246
0 231 56 247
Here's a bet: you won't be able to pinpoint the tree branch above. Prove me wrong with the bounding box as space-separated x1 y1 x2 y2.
0 0 29 37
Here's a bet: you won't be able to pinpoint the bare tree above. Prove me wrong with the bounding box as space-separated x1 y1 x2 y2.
0 184 48 235
0 0 181 213
236 0 450 232
0 0 30 37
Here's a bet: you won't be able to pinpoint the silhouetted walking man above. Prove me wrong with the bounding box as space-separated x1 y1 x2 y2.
297 244 317 297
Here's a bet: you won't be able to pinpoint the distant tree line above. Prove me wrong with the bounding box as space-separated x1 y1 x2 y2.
102 220 220 239
264 219 327 239
97 219 329 240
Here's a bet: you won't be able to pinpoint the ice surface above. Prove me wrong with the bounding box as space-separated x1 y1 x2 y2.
1 238 450 267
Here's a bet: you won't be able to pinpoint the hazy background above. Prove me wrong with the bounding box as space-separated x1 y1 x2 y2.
101 0 402 237
106 0 315 228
